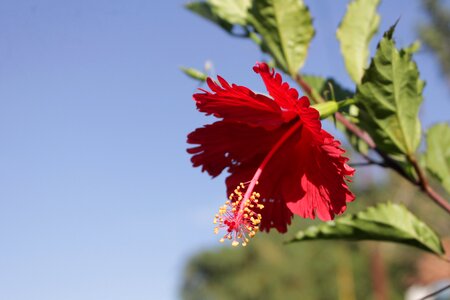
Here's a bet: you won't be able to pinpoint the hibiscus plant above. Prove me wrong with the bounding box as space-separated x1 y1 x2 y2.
183 0 449 258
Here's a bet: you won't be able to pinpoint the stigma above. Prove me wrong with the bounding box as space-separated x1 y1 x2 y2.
213 182 264 247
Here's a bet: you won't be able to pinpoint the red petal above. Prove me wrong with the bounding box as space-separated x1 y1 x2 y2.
227 121 354 227
187 121 287 177
194 76 295 129
253 62 308 112
278 128 355 221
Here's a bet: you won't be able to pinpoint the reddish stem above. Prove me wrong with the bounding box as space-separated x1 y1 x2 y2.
410 156 450 213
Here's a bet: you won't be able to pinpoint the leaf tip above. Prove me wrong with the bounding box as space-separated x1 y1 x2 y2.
385 19 400 39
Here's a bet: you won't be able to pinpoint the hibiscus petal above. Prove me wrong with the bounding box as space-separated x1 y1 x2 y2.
220 119 353 230
283 129 355 221
187 121 285 177
241 123 354 223
253 62 308 111
194 77 295 129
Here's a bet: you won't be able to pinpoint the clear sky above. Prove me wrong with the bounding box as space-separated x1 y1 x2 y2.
0 1 449 299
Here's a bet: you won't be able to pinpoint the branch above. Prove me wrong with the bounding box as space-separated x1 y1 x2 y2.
294 74 450 215
349 161 386 167
410 156 450 214
417 284 450 300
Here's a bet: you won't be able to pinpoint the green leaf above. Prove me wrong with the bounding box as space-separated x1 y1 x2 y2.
355 26 424 156
337 0 380 84
208 0 251 26
186 0 251 33
186 2 234 33
403 40 421 55
180 67 208 82
248 0 314 75
424 123 450 194
288 202 445 256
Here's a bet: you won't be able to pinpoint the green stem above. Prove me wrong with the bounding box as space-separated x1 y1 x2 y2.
312 98 356 119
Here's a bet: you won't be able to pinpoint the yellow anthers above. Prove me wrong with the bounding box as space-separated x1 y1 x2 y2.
213 182 264 247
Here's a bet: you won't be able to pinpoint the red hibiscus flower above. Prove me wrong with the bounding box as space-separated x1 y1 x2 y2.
187 62 355 246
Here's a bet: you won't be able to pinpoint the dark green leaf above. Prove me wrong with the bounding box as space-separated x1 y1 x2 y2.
288 202 445 256
424 123 450 194
356 26 424 156
337 0 380 83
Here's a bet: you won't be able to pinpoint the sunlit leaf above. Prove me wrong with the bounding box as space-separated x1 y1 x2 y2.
337 0 380 83
208 0 251 26
248 0 314 75
424 123 450 194
186 0 251 34
288 202 445 256
186 2 234 33
355 25 424 156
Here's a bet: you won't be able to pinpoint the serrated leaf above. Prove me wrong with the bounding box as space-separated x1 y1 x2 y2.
337 0 380 84
248 0 314 76
355 26 424 156
288 202 445 256
425 123 450 194
180 67 208 82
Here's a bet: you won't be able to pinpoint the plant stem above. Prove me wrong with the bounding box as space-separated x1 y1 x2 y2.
294 73 450 215
410 156 450 213
349 161 384 167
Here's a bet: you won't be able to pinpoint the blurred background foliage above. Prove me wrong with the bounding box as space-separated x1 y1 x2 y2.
419 0 450 84
181 174 449 300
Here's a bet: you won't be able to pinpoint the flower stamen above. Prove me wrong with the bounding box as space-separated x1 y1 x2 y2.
213 182 262 247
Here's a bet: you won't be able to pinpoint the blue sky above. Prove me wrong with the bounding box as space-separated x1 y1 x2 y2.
0 1 449 299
